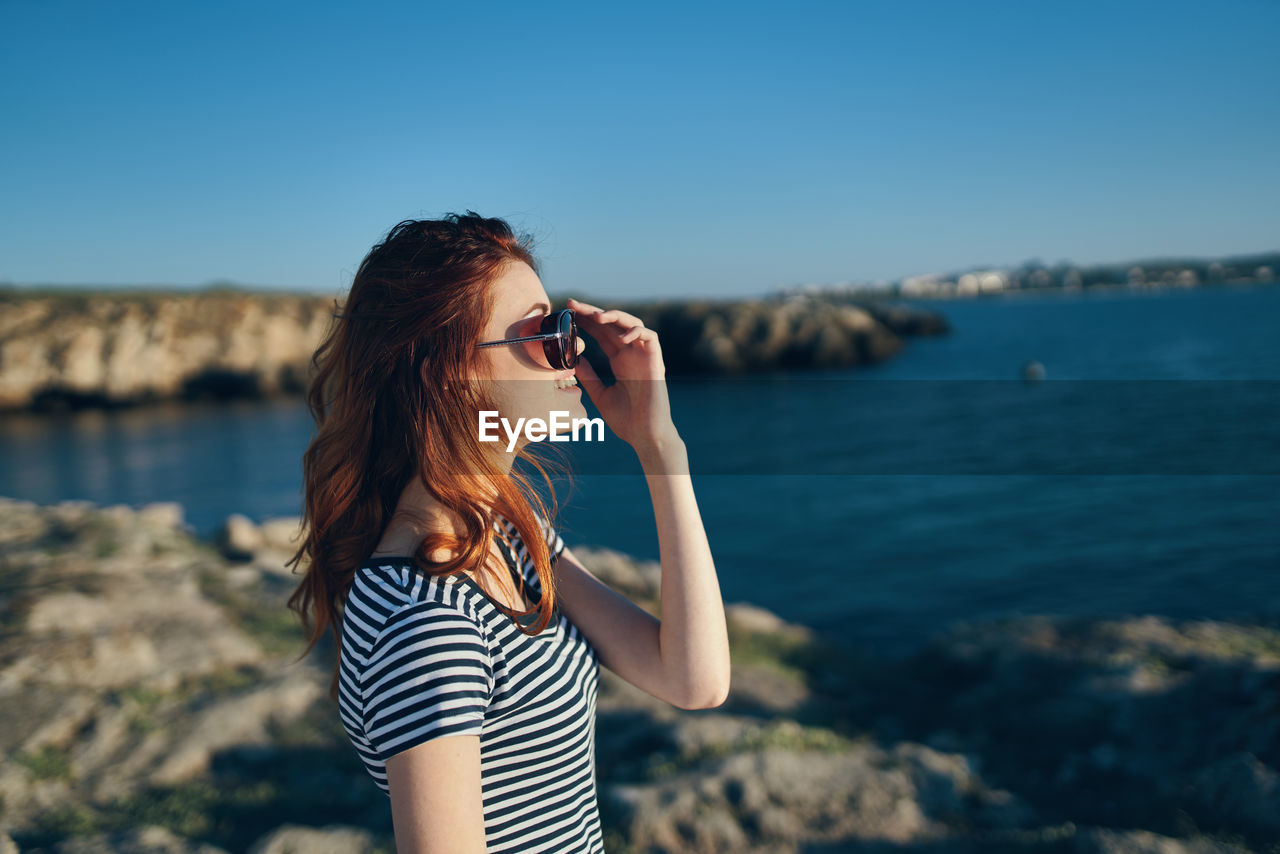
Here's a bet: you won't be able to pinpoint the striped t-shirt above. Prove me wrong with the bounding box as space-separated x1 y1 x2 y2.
337 512 605 853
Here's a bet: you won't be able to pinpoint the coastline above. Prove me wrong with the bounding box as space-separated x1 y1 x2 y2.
891 277 1278 303
0 292 948 414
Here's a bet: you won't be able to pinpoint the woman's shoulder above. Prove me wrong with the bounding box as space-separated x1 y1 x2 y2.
344 560 489 657
496 509 565 555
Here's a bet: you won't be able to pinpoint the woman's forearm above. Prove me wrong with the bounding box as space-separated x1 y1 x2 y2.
636 434 731 708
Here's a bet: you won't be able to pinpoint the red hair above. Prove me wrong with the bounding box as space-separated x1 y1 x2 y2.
286 212 567 699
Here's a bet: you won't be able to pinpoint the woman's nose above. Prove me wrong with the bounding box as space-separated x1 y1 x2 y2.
575 337 586 355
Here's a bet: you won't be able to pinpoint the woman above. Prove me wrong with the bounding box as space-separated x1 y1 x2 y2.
287 212 730 853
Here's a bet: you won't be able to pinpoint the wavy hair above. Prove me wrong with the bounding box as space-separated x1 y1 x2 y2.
286 211 566 699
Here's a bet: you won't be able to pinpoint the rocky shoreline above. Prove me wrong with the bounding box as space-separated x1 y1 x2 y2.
0 291 947 413
1 496 1277 853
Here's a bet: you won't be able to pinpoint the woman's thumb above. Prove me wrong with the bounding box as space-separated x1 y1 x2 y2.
573 356 606 402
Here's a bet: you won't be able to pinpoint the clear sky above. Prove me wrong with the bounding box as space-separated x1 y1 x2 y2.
1 0 1276 300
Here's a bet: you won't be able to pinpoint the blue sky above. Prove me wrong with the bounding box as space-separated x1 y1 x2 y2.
1 0 1276 300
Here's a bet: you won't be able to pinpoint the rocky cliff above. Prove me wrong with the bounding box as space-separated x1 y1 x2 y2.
3 496 1273 853
0 292 330 412
573 293 947 381
0 290 947 412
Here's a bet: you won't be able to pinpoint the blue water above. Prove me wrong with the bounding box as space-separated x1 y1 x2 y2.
873 283 1280 381
2 283 1278 654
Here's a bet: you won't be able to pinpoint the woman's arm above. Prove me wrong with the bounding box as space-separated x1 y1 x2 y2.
636 433 730 709
557 298 731 711
552 433 731 710
385 735 488 854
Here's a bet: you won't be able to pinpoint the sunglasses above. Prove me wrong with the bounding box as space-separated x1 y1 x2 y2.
475 308 579 370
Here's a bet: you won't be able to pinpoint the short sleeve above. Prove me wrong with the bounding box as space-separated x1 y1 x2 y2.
537 511 566 563
360 602 494 761
549 525 565 562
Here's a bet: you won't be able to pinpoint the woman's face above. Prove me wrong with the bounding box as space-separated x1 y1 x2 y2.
474 261 589 452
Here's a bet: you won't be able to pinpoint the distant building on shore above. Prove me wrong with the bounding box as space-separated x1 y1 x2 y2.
767 250 1278 300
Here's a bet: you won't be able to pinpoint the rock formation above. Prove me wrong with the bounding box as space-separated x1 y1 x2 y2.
0 291 948 412
573 293 947 379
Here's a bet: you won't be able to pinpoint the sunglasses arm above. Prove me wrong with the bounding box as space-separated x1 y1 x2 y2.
476 331 568 348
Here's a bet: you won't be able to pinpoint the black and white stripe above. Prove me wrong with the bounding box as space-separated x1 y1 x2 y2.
338 513 605 853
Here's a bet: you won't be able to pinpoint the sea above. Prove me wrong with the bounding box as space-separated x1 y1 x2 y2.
2 282 1277 656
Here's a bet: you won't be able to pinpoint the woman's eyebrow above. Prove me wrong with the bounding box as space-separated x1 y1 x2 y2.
523 301 552 316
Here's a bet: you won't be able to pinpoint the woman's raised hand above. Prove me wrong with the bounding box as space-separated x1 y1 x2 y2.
567 297 679 455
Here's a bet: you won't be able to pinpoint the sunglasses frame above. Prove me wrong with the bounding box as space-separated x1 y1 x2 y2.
475 308 579 370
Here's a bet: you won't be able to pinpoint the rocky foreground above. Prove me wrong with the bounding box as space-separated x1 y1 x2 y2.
0 290 947 412
1 496 1277 853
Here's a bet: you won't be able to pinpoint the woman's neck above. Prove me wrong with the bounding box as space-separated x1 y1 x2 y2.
370 474 499 558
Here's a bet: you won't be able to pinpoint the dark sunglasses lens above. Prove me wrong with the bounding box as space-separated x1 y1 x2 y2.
561 310 578 368
538 310 575 370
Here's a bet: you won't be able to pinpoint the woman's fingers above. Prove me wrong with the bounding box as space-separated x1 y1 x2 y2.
569 298 645 329
599 309 646 328
569 300 622 358
568 298 649 351
620 325 654 345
